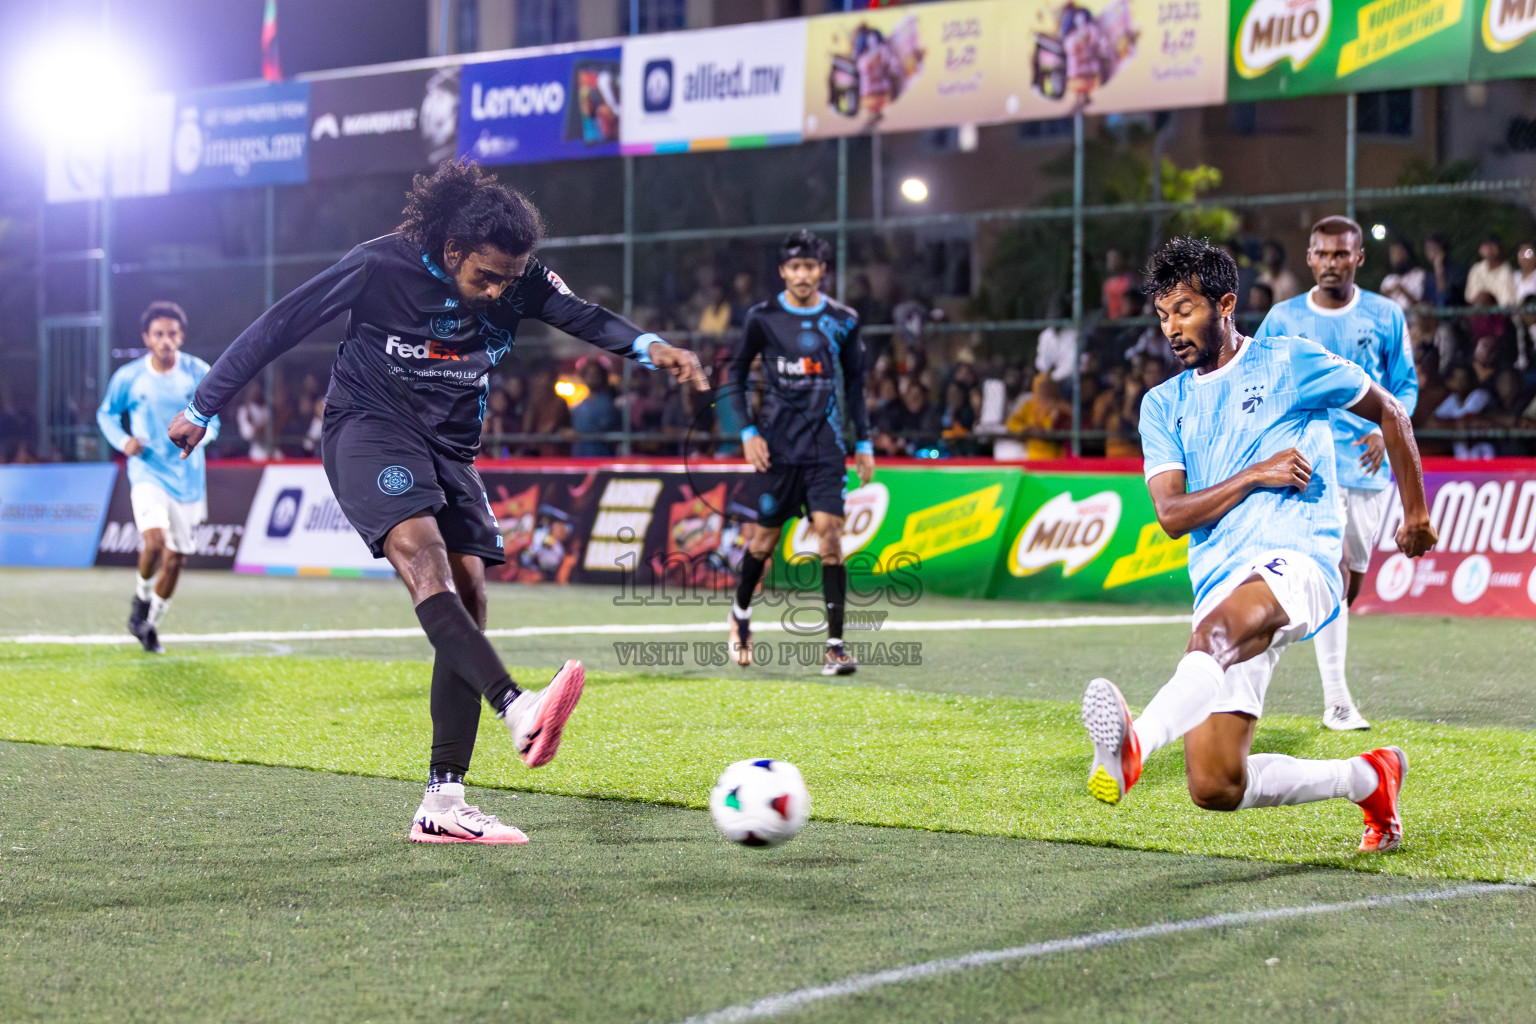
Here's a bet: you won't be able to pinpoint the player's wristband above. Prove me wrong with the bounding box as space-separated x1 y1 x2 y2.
631 333 663 369
741 426 760 443
855 440 874 456
184 403 212 429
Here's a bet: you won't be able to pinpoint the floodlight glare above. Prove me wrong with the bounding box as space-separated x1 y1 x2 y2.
900 177 929 203
1371 223 1388 241
11 33 144 143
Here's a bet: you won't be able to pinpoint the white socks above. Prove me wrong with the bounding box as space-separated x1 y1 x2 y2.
1132 651 1225 760
147 594 171 627
1237 753 1380 809
732 602 752 620
135 575 154 602
1313 604 1354 708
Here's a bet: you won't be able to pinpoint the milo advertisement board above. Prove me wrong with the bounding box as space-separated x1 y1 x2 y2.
1228 0 1475 100
987 473 1192 604
1471 0 1536 78
770 467 1021 600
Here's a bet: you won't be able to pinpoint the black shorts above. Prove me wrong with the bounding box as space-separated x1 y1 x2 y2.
754 459 848 529
320 410 505 565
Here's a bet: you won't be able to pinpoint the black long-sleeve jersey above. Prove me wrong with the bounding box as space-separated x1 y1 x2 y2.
189 232 657 462
729 292 870 465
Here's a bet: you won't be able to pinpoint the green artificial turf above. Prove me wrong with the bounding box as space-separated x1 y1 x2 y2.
2 742 1534 1024
2 646 1532 881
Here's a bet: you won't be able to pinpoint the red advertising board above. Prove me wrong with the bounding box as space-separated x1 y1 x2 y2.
1355 468 1536 618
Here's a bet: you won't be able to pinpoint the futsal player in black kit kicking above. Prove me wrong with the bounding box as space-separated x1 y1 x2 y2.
727 231 874 676
169 160 705 844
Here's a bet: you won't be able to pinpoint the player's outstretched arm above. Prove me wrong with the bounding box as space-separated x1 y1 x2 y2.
1147 450 1313 539
1346 384 1435 556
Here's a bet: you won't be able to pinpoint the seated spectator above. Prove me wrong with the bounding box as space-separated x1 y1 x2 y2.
1516 295 1536 372
1435 364 1495 459
1468 293 1508 349
1516 241 1536 304
940 379 977 455
1035 300 1077 393
1422 234 1464 308
1380 240 1426 311
1102 248 1137 319
729 271 757 327
481 389 515 457
524 369 572 457
1412 356 1448 429
1091 365 1142 459
1258 240 1300 303
1466 236 1518 308
875 382 941 456
696 281 731 337
235 385 275 462
1006 372 1070 460
1245 281 1274 318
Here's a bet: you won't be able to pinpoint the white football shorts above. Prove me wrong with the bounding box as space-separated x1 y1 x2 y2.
1193 548 1341 719
131 481 207 556
1341 486 1392 573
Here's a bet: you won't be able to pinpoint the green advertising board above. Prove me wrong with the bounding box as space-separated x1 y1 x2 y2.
1471 0 1536 78
985 473 1192 605
1229 0 1476 100
770 467 1022 600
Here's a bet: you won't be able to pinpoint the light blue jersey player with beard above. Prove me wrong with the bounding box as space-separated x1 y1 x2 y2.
1254 217 1419 732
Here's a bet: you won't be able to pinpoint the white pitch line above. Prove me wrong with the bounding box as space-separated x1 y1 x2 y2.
676 883 1522 1024
0 614 1191 647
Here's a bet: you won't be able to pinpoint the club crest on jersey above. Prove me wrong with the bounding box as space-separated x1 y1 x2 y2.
545 269 574 297
798 323 820 352
1242 385 1265 413
431 313 460 338
775 355 824 377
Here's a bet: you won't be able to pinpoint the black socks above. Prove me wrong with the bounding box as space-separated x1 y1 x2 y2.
823 562 846 643
735 552 767 613
428 653 480 780
416 591 522 780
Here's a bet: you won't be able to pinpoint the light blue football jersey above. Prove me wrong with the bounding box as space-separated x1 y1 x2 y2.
96 353 220 503
1140 334 1370 612
1254 287 1416 491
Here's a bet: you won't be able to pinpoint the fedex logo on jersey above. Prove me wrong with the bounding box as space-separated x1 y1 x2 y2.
775 355 825 377
385 334 464 361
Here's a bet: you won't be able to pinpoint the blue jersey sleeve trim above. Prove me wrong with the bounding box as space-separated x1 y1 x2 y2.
631 333 661 369
184 403 212 429
1344 377 1372 410
741 425 760 442
855 440 874 455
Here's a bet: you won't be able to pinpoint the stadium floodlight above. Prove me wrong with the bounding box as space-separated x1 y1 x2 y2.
10 31 144 145
900 177 929 203
1371 223 1388 241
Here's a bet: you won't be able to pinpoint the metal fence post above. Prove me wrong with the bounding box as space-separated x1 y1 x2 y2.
836 137 848 304
1070 110 1085 457
262 186 277 459
1345 93 1358 222
97 177 114 462
621 154 635 456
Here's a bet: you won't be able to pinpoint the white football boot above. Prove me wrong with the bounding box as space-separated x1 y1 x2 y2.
503 659 586 768
1322 703 1371 731
409 784 527 844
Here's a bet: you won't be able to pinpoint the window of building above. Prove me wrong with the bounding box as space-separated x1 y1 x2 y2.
1357 90 1415 138
517 0 579 47
455 0 479 53
618 0 688 34
1016 118 1073 144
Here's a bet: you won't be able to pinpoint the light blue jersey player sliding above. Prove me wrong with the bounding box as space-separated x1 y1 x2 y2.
1080 237 1435 854
97 302 219 653
1255 216 1418 732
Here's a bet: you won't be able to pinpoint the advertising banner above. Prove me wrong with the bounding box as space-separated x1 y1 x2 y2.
803 1 1013 138
622 21 806 153
985 472 1192 604
233 464 390 578
1228 0 1478 100
95 464 264 571
770 467 1021 600
172 82 309 191
0 465 117 568
1007 0 1229 118
46 93 175 203
308 68 460 178
1355 470 1536 618
1470 0 1536 78
458 46 622 166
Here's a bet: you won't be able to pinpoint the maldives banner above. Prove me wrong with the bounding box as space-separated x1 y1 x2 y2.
1471 0 1536 78
1228 0 1476 100
458 45 622 166
1355 469 1536 618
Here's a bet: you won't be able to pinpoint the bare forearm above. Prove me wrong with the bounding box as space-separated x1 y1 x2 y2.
1382 398 1428 520
1153 470 1256 539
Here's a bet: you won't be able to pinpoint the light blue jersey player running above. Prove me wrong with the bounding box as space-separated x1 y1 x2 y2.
97 302 219 653
1255 216 1418 732
1079 238 1435 854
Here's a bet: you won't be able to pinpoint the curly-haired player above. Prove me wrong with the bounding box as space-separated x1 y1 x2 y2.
169 160 706 844
1080 236 1434 853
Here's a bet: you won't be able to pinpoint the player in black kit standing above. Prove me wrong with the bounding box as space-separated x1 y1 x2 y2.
727 231 873 676
168 160 705 844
